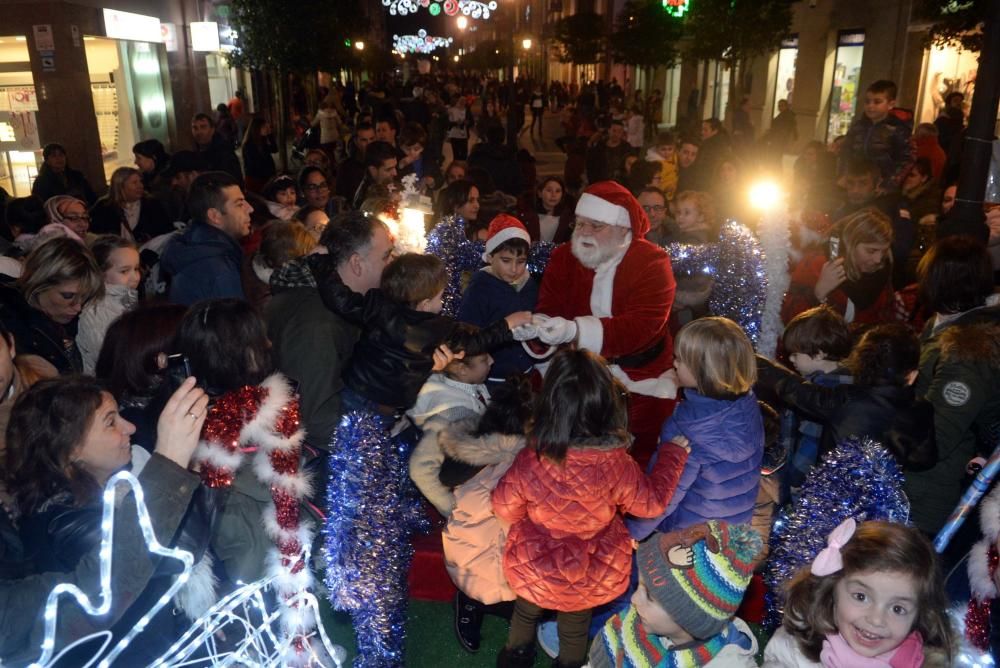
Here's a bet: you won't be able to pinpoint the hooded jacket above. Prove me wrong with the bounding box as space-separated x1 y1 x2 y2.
160 221 245 305
629 391 763 540
439 420 526 605
492 439 689 612
907 306 1000 533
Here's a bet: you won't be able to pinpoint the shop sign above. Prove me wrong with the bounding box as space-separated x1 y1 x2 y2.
7 88 38 112
161 23 179 52
191 22 220 52
103 9 162 43
32 25 55 51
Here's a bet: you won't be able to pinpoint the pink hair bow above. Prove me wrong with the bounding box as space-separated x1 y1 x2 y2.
811 517 856 576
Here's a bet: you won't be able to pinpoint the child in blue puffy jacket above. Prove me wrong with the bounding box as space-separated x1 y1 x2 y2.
629 317 764 539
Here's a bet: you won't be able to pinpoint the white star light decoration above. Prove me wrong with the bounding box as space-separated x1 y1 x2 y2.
27 471 346 668
382 0 498 19
393 29 453 55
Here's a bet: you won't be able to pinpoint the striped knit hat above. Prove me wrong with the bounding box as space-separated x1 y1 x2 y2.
636 521 762 639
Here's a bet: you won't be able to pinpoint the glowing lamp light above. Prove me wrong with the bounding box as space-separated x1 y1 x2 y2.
748 180 783 212
521 38 532 50
456 16 468 30
453 55 460 62
355 40 365 51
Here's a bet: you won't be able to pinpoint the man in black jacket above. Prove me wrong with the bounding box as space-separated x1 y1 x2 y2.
191 112 244 186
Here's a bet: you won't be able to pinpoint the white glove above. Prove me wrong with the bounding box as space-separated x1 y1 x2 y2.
511 323 538 341
537 316 578 345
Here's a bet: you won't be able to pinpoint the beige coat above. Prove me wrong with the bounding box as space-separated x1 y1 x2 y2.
438 422 525 605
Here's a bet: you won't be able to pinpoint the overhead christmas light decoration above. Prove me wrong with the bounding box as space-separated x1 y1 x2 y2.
382 0 498 19
662 0 690 17
393 29 454 55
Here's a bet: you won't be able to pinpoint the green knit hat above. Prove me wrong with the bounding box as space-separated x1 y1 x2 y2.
636 521 762 639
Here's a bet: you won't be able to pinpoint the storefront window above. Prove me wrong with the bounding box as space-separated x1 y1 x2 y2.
0 37 39 197
84 36 170 182
773 36 798 117
661 63 681 128
915 43 977 125
826 30 865 141
704 60 732 120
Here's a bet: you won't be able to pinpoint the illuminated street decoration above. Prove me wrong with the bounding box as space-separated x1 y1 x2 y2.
383 0 498 19
662 0 690 18
28 471 346 668
393 30 454 55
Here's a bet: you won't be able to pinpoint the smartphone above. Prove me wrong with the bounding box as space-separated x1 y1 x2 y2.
828 235 840 261
165 353 193 393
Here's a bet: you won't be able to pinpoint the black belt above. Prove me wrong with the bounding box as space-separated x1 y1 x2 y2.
607 337 665 369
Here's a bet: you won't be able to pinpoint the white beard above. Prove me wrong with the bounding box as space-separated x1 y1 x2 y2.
571 230 630 269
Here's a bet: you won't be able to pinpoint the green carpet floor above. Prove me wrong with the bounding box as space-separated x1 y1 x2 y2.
319 598 769 667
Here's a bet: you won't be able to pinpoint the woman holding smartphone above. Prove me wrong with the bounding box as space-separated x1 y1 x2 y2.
781 207 896 326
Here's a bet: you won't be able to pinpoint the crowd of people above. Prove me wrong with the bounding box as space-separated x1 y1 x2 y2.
0 68 997 668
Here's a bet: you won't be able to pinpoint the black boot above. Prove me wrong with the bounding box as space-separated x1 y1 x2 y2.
496 644 537 668
453 591 484 653
553 658 586 668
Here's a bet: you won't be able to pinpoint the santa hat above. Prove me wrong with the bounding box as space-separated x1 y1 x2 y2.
574 180 650 238
482 214 531 261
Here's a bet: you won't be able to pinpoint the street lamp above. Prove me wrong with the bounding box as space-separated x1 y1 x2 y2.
521 38 532 50
456 16 468 30
355 41 365 51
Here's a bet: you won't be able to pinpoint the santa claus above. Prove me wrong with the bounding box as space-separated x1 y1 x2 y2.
532 180 678 463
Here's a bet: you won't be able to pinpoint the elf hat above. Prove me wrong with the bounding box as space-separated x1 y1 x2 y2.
574 180 650 238
482 214 531 262
636 521 762 639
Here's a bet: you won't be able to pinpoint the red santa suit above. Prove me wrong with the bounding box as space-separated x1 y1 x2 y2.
535 181 677 464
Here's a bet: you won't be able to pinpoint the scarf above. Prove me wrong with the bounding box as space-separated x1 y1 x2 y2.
596 606 738 668
820 631 924 668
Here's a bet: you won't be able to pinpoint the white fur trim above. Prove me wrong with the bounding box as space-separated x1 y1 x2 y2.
969 537 999 599
981 485 1000 541
575 315 604 353
576 193 631 228
193 441 245 471
609 365 678 399
175 554 219 619
483 226 530 260
252 454 313 499
589 237 629 317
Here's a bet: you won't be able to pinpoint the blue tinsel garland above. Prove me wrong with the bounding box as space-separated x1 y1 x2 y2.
323 409 427 667
425 216 555 317
762 437 910 628
661 220 767 346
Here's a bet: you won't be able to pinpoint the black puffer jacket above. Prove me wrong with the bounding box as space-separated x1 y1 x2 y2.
756 355 936 471
0 283 82 374
312 255 513 411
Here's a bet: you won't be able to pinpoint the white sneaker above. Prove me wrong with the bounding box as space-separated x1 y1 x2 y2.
537 619 559 659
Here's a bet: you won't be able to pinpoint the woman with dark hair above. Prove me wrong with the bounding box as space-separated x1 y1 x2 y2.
2 375 215 662
782 207 896 326
133 139 170 192
435 179 480 237
905 236 1000 536
175 298 313 627
95 302 188 451
517 176 574 244
0 238 103 373
89 166 172 242
241 116 278 193
30 143 97 206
